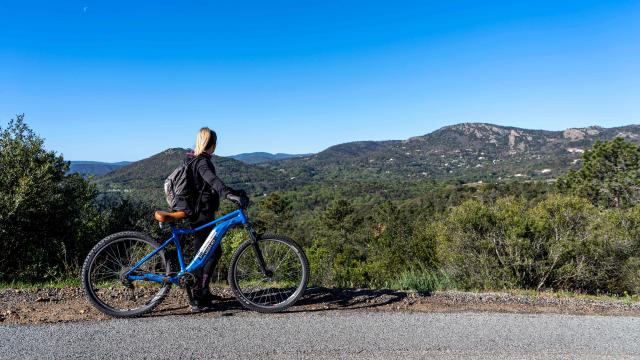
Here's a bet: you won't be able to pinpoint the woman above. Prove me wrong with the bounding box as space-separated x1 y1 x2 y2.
188 127 249 310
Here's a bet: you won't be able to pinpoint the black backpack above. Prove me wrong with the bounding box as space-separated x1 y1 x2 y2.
164 158 199 213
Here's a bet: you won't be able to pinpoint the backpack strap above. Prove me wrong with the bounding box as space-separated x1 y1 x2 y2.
187 156 207 216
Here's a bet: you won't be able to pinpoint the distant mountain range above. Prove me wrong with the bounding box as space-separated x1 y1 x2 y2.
92 123 640 206
261 123 640 183
69 161 132 176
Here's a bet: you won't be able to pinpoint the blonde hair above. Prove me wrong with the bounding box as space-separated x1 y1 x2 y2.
194 127 217 156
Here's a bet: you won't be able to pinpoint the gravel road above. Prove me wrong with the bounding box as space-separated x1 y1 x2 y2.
3 287 640 325
1 311 639 359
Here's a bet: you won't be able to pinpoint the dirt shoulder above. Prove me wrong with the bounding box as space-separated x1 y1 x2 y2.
1 287 639 325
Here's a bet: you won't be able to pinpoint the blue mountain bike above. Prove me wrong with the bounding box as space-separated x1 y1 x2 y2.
81 206 309 318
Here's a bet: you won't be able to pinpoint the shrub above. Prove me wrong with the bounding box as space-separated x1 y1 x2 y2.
527 195 597 291
436 194 640 295
436 197 529 289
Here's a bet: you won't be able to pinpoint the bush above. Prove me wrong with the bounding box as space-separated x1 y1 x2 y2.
436 194 640 295
527 195 597 291
436 197 529 289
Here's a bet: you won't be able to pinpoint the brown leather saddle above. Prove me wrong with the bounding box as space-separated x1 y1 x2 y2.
154 210 187 223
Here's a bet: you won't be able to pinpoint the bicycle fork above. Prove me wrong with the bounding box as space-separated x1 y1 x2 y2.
245 224 273 277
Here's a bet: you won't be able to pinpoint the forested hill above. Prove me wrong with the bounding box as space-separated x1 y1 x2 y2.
262 123 640 183
95 148 287 205
95 123 640 205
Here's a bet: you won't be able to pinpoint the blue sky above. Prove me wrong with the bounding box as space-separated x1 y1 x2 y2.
1 1 639 162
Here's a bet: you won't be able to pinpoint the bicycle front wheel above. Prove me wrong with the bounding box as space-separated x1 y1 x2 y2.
228 234 309 313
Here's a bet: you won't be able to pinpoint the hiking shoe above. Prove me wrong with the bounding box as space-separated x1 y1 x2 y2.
190 291 223 312
190 303 214 313
198 291 223 303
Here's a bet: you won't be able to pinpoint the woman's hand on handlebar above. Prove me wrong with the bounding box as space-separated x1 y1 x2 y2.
226 190 250 209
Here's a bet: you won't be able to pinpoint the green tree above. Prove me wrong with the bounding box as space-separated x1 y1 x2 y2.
257 193 293 233
307 199 370 286
0 115 96 280
558 137 640 208
366 201 437 286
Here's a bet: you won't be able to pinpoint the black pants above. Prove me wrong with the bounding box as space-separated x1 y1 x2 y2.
191 212 222 293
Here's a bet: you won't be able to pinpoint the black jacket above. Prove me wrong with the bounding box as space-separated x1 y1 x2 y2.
188 155 233 220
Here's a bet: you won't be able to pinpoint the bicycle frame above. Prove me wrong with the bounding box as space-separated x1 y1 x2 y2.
126 209 250 285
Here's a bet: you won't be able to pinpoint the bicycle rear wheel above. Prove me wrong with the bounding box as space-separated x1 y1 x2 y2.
228 234 309 313
81 231 171 318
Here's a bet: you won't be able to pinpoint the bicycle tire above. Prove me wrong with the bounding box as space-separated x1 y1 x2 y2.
228 234 309 313
81 231 172 318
